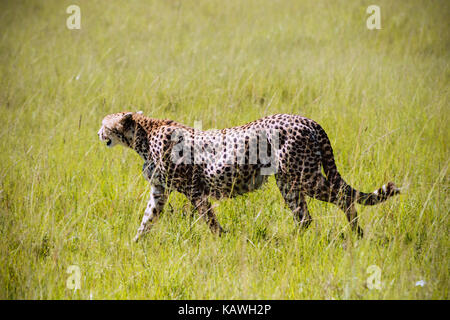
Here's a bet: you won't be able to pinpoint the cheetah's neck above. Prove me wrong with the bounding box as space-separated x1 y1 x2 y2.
128 118 151 161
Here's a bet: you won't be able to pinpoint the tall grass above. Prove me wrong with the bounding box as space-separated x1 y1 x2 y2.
0 0 448 299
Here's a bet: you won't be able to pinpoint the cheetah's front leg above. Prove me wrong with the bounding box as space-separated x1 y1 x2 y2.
134 185 167 242
191 197 225 235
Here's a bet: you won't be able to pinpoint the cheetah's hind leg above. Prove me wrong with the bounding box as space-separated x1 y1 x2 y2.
304 172 364 238
275 174 313 229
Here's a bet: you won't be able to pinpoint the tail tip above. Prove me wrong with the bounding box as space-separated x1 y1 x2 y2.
386 182 400 196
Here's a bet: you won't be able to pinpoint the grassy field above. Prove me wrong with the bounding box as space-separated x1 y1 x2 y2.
0 0 448 299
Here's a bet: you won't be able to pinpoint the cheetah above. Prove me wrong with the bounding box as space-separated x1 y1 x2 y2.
98 112 400 242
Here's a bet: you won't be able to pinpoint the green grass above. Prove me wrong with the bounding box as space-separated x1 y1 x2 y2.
0 0 448 299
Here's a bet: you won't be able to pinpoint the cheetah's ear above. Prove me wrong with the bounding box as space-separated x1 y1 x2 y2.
120 112 133 121
120 112 134 128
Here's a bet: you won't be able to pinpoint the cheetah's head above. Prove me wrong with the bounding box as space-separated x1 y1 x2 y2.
98 112 136 148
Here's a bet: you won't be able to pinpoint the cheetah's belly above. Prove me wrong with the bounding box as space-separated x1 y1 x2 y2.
205 164 269 199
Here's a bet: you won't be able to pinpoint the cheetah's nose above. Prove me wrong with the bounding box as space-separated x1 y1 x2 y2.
97 129 103 140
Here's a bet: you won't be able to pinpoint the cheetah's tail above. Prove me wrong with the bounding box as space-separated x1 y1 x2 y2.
354 182 400 205
313 122 400 206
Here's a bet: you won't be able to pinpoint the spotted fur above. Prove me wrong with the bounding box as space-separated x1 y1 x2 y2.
98 112 400 241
